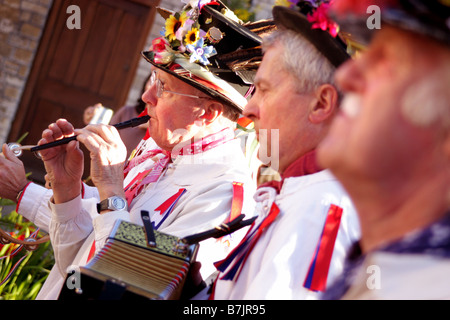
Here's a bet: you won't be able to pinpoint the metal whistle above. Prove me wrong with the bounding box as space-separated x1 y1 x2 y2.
3 115 150 157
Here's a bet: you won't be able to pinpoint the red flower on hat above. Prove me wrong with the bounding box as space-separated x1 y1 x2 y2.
151 37 174 65
153 37 169 52
307 2 339 37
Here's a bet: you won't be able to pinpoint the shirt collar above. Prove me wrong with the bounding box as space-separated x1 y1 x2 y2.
259 149 323 193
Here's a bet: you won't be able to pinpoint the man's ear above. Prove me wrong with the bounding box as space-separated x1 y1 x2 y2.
198 101 224 123
309 84 339 124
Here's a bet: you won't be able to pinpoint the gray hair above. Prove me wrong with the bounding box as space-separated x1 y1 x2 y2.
262 29 337 94
218 106 239 129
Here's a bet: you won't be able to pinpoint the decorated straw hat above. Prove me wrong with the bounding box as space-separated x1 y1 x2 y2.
330 0 450 47
272 0 352 68
141 0 275 113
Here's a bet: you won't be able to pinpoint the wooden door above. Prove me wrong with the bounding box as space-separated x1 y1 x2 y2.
8 0 158 185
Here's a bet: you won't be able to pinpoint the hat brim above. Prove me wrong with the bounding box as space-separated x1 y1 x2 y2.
141 51 248 113
272 6 350 68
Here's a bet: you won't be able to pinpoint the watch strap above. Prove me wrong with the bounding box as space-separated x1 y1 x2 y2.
96 199 108 213
96 196 127 213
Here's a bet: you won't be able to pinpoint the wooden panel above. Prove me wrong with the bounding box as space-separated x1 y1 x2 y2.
73 3 120 90
100 12 143 97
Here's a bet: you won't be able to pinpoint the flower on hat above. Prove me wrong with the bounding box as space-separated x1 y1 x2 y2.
165 11 189 42
186 37 217 65
307 2 340 37
151 0 223 67
151 37 175 65
185 27 201 45
277 0 340 37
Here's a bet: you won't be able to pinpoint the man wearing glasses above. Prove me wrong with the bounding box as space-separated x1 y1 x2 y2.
7 1 269 299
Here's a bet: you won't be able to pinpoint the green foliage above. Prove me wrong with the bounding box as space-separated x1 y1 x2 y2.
0 198 54 300
223 0 256 21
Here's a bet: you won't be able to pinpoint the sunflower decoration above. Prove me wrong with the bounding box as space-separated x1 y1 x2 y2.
165 11 189 42
184 27 201 45
151 0 241 67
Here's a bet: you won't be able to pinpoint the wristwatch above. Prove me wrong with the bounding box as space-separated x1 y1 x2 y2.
97 196 128 213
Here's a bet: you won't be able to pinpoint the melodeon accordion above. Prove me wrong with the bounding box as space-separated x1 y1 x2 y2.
59 219 199 300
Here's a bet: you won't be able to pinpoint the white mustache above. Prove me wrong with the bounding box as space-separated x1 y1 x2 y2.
341 93 362 119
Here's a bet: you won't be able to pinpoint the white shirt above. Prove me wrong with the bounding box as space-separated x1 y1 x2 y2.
341 252 450 300
18 137 256 299
213 170 361 300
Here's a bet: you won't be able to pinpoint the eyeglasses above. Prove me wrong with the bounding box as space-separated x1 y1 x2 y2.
149 70 207 99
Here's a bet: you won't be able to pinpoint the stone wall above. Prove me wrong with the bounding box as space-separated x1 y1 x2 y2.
0 0 53 144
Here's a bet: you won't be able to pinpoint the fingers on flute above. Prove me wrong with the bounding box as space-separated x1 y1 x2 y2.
41 129 55 144
83 124 120 144
52 119 75 139
41 119 74 143
75 126 125 163
75 125 122 151
56 119 75 134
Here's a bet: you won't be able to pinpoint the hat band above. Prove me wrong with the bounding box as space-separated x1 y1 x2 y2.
173 57 248 109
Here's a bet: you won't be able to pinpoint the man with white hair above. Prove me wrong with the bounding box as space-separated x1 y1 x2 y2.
318 0 450 299
209 1 361 300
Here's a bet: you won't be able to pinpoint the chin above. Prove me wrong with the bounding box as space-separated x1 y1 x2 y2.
316 135 340 170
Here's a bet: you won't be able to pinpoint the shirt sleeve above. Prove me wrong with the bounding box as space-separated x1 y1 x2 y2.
15 182 99 233
45 184 104 277
49 195 94 276
16 182 53 232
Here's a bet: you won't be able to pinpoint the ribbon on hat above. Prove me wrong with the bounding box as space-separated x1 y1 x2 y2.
174 57 249 109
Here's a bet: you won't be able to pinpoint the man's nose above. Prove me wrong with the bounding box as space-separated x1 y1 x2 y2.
335 58 365 94
141 82 158 107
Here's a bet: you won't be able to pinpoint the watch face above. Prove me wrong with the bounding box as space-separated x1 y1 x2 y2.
112 197 126 210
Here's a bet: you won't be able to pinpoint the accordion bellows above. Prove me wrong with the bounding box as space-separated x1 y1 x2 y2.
62 220 198 300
